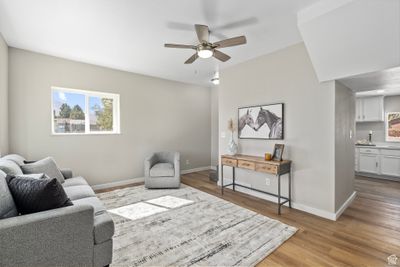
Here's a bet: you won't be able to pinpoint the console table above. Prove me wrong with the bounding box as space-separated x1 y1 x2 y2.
221 154 292 215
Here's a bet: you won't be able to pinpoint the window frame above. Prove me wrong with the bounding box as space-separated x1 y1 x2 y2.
51 86 120 135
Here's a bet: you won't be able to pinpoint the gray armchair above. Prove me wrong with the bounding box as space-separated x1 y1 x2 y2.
144 152 180 189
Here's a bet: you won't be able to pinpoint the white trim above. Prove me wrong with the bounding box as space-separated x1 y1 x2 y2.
181 166 212 174
91 177 145 190
219 178 338 220
51 86 120 135
335 191 357 220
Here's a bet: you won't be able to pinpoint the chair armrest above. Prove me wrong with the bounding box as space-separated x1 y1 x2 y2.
144 154 158 177
60 168 73 179
0 205 95 267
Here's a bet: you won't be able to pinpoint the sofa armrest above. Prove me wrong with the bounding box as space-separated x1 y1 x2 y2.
144 154 158 177
0 205 95 267
60 168 73 179
174 152 180 178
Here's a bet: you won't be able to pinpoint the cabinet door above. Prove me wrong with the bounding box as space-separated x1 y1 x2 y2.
355 148 359 171
362 97 383 122
359 153 378 173
380 155 400 177
355 99 363 122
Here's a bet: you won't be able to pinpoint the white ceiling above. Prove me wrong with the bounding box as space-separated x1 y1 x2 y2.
0 0 319 86
298 0 400 82
339 66 400 93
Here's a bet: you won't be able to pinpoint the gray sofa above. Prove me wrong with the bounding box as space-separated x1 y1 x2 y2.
0 154 114 267
144 151 180 188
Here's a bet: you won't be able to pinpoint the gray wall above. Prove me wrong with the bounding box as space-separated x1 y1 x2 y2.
334 81 355 211
0 33 8 156
211 87 219 167
219 43 337 214
8 48 211 185
356 95 400 143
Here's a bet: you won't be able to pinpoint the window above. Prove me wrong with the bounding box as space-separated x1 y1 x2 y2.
52 87 120 135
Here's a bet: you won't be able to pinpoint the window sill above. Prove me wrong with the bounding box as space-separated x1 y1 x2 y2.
51 132 121 136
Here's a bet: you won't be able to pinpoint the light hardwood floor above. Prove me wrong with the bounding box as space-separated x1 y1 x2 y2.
97 172 400 266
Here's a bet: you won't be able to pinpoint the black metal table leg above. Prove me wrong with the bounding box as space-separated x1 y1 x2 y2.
288 169 292 208
233 167 236 191
278 174 281 215
221 165 224 195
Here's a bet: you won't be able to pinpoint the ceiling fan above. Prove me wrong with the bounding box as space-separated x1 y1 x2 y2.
164 24 247 64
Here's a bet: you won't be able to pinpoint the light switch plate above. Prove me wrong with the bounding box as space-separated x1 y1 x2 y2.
221 131 226 138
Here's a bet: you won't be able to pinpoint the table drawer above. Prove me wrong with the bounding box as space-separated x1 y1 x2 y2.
238 160 255 170
222 158 237 167
256 163 278 174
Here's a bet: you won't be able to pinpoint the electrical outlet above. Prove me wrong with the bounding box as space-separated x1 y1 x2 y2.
266 178 271 186
186 159 190 165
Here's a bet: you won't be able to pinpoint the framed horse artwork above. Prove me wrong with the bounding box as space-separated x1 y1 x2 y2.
238 103 284 140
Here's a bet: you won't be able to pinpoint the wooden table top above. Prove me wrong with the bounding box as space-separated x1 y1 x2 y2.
221 154 291 166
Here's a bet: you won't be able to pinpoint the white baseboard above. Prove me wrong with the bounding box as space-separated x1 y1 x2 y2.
181 166 212 174
335 191 357 220
92 166 212 190
220 178 338 221
92 177 145 190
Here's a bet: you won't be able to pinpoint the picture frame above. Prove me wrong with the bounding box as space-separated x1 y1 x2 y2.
272 144 285 161
386 112 400 142
238 103 284 140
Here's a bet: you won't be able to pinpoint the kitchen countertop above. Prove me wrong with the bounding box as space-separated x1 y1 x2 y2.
355 144 400 150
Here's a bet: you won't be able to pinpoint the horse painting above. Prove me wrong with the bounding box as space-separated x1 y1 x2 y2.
238 109 255 136
238 103 284 139
254 107 283 139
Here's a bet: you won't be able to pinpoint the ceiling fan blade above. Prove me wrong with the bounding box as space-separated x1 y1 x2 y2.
213 50 231 62
195 24 209 43
213 36 247 48
184 53 199 64
165 43 196 49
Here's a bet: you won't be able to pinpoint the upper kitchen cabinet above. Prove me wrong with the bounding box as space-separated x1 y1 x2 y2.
356 96 384 122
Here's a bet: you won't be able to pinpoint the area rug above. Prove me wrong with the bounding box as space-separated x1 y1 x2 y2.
97 185 297 267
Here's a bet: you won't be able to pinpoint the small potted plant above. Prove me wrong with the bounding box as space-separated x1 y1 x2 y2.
227 119 238 155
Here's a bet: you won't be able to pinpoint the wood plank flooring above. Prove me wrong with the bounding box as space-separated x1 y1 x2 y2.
97 172 400 266
181 172 400 267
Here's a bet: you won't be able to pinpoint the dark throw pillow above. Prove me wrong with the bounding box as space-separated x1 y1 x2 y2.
6 175 72 215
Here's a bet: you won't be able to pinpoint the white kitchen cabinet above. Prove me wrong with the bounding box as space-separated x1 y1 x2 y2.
355 98 363 122
380 149 400 177
359 153 378 174
356 96 384 122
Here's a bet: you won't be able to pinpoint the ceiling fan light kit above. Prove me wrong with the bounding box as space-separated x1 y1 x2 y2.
164 24 247 64
197 44 213 59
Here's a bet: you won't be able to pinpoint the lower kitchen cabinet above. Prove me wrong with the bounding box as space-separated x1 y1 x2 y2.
356 147 400 178
380 150 400 177
359 153 378 174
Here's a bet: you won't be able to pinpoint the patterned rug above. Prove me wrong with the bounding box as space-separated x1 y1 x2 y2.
97 185 297 267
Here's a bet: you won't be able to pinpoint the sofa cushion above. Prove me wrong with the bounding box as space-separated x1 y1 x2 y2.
2 154 26 166
150 163 174 177
93 212 115 244
6 175 73 215
0 170 19 219
73 197 106 216
63 177 88 187
21 157 65 183
0 160 23 176
64 185 95 200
